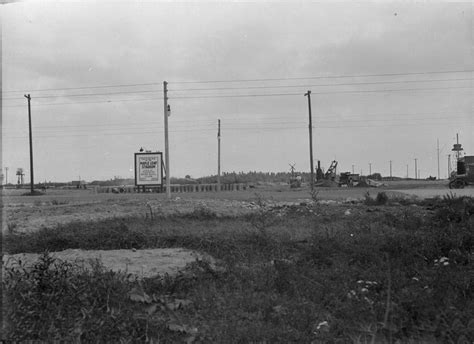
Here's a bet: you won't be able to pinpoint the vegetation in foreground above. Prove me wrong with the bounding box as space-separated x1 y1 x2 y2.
3 194 474 343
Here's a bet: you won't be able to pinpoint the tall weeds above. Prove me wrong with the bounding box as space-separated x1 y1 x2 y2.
3 195 473 342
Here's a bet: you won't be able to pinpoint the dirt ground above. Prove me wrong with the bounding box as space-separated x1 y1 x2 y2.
2 182 472 234
391 187 474 198
2 190 258 234
2 182 472 279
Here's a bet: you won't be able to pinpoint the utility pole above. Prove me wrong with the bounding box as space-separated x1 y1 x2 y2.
389 160 392 180
406 164 409 179
217 119 221 191
437 139 440 180
5 167 8 184
448 154 451 177
24 94 35 194
304 90 314 191
414 158 418 180
163 81 171 199
352 164 355 174
369 163 372 176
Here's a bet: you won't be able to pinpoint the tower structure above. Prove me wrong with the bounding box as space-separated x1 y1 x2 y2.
452 134 463 161
16 168 24 185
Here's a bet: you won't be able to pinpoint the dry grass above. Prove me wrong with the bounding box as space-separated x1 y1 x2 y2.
2 194 474 342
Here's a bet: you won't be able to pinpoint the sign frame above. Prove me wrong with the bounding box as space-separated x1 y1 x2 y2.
134 152 163 188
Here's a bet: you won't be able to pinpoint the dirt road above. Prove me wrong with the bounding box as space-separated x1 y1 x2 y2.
391 188 474 198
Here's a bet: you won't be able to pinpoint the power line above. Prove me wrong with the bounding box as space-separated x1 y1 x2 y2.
5 122 473 140
169 77 472 92
4 118 473 139
2 97 163 108
171 85 473 99
169 69 474 84
173 92 302 99
4 89 162 100
3 91 303 101
3 69 472 94
5 109 470 130
3 79 471 103
3 82 162 94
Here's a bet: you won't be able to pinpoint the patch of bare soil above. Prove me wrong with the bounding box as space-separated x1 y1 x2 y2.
3 194 321 233
3 248 219 279
2 197 257 233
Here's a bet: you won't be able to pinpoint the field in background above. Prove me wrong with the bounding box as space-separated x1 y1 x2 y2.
4 179 470 239
3 180 473 234
2 179 471 202
2 180 474 342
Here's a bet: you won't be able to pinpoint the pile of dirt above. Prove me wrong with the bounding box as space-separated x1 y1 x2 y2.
354 180 369 187
3 248 221 279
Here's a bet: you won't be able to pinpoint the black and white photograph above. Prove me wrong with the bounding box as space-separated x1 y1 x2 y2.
1 0 473 342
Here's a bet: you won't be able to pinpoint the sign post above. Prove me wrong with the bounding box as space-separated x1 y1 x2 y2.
134 152 163 192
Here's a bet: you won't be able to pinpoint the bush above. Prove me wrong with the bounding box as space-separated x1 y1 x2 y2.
3 253 148 342
434 194 474 224
375 192 389 205
364 191 389 206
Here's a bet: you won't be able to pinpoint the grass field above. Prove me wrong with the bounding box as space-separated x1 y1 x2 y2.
2 184 474 342
3 180 473 234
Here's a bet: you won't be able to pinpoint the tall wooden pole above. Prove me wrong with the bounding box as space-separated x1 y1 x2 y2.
24 94 34 194
414 158 418 180
437 139 440 180
304 90 314 191
217 119 221 191
448 154 451 176
163 81 171 198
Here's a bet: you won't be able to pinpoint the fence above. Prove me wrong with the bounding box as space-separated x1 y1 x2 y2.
94 183 247 194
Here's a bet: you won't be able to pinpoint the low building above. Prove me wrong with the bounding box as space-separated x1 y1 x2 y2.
71 180 87 188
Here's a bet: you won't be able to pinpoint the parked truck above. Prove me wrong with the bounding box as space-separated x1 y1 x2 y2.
449 155 474 189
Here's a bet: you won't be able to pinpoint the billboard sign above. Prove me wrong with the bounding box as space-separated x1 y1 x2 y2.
134 152 163 186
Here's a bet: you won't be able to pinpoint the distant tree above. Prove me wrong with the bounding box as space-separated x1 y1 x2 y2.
196 170 302 184
368 173 382 181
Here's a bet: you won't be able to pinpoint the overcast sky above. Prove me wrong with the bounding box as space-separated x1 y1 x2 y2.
1 0 473 182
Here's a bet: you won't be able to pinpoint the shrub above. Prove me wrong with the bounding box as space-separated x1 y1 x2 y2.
364 191 389 206
434 194 474 224
51 199 69 205
375 192 389 205
3 252 148 342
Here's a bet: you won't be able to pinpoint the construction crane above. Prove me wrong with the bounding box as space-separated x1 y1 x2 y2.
324 160 338 180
